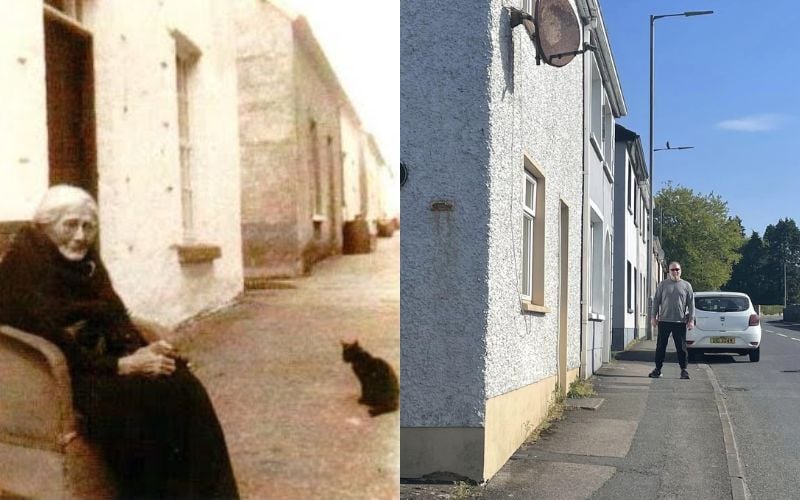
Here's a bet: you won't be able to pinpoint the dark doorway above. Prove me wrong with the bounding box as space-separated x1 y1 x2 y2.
44 12 97 198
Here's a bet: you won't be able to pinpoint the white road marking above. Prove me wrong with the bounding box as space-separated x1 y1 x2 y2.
792 338 800 342
776 333 787 337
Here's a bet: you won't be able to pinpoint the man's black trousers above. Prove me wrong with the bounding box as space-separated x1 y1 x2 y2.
655 321 688 370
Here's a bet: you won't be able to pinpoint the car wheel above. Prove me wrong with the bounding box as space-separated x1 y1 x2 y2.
749 347 760 362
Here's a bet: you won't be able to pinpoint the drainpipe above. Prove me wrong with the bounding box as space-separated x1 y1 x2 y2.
578 20 591 381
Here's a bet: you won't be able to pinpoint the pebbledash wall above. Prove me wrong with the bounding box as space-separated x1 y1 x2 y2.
0 1 243 328
401 0 584 482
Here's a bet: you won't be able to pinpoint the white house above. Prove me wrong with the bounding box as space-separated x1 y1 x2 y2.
612 124 650 349
577 0 626 376
401 0 591 482
0 0 244 327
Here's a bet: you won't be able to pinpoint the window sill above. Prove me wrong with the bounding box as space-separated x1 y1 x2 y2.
602 161 613 182
312 214 327 223
175 243 222 264
589 313 606 322
590 135 604 161
521 301 551 314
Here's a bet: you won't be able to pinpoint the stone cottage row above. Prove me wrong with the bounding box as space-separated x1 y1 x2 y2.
0 0 396 327
401 0 664 484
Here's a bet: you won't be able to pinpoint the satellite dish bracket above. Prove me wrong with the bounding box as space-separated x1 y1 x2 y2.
509 7 534 29
545 42 597 65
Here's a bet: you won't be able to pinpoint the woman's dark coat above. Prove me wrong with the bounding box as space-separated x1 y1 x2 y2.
0 226 239 499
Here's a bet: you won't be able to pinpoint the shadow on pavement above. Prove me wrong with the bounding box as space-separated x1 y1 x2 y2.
695 354 738 364
613 350 660 363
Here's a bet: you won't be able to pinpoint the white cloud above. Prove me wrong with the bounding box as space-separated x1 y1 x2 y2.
716 113 787 132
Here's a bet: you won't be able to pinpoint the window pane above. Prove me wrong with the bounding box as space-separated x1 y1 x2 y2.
522 215 533 296
524 177 535 212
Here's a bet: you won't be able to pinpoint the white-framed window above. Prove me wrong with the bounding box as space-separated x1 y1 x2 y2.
627 164 633 213
45 0 83 20
640 192 646 235
589 209 604 315
590 54 602 154
174 33 201 242
602 98 614 162
521 171 537 300
626 261 633 313
309 120 324 217
522 0 534 14
521 158 546 308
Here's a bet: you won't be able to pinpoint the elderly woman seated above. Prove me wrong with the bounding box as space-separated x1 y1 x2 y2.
0 185 239 499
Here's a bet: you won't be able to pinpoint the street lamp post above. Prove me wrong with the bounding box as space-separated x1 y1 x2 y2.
646 10 713 340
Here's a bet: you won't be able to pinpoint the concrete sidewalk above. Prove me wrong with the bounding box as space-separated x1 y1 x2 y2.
171 234 399 499
402 339 743 499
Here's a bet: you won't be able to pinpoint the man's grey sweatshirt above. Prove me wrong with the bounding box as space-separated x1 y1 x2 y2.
651 279 694 322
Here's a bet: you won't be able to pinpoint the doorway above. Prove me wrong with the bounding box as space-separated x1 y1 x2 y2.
44 11 97 198
558 201 569 397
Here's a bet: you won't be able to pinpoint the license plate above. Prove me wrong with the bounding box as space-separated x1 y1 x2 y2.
710 336 735 344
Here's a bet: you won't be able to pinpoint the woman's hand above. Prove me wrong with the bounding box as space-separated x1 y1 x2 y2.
118 346 176 376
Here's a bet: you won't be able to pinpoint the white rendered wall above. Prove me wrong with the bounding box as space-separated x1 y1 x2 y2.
340 110 363 222
0 2 49 221
483 0 584 399
401 0 585 427
87 0 243 327
401 0 492 428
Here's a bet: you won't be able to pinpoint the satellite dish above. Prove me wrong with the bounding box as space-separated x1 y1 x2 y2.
534 0 582 67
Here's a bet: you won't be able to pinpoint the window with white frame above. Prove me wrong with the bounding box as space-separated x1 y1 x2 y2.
521 171 536 300
590 54 602 154
520 160 546 307
522 0 534 14
590 211 604 315
633 183 639 227
309 120 323 217
642 274 646 318
626 261 632 312
640 192 646 235
45 0 83 20
602 98 614 162
174 34 200 242
627 164 633 212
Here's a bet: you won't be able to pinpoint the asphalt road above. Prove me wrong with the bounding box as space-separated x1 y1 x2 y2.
701 317 800 499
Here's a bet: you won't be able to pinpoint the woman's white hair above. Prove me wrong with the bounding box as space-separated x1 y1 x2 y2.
33 184 98 226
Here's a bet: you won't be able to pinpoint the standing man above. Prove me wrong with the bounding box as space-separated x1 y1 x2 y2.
649 261 695 380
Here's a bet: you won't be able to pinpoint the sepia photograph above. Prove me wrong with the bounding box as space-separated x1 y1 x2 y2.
0 0 398 498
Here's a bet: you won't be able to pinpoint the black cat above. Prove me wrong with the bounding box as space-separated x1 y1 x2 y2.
341 340 399 417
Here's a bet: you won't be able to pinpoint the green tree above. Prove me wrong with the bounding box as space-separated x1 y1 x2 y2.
762 218 800 305
654 183 745 291
723 232 769 304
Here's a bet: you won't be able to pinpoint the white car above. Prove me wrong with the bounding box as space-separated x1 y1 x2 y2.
687 291 762 362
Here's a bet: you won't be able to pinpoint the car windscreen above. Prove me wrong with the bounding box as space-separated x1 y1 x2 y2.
695 296 750 313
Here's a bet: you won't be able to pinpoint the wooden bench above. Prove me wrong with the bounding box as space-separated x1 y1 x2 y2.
0 319 167 499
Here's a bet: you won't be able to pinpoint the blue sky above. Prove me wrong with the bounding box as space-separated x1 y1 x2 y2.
601 0 798 237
